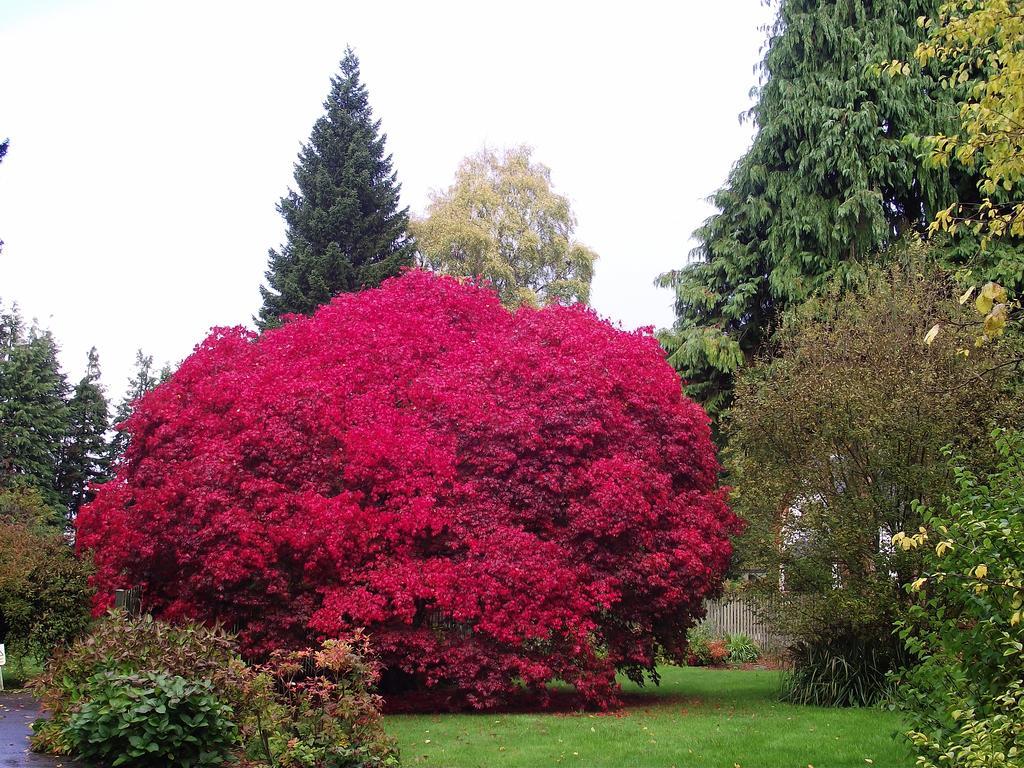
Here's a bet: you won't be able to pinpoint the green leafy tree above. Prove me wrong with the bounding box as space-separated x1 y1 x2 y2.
57 347 110 520
658 0 967 419
906 0 1024 250
895 431 1024 768
0 302 69 521
727 258 1022 704
257 48 414 328
886 0 1024 349
0 514 92 661
412 146 598 309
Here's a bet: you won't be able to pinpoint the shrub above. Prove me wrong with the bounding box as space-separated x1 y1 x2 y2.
77 271 738 709
244 632 398 768
725 634 760 664
728 260 1022 705
706 640 729 666
896 432 1024 767
65 671 237 767
684 625 713 666
0 509 92 661
31 614 248 755
32 616 397 767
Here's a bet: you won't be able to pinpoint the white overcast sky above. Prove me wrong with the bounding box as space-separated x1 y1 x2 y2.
0 0 775 400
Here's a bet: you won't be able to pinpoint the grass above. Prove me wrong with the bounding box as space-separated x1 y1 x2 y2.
385 666 914 768
0 653 42 690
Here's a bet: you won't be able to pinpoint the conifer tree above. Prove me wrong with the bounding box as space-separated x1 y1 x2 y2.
1 139 8 253
658 0 969 418
0 302 69 520
108 350 163 462
257 48 414 328
58 347 110 520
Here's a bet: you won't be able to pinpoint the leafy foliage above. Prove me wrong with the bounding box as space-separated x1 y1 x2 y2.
896 431 1024 767
727 258 1022 702
258 48 414 329
33 616 396 767
244 633 398 768
725 634 760 665
657 0 966 419
412 146 597 309
684 624 715 667
78 270 736 709
903 0 1024 252
31 613 249 755
65 671 237 768
0 512 92 660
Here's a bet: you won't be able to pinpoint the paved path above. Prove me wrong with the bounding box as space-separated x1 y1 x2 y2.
0 693 82 767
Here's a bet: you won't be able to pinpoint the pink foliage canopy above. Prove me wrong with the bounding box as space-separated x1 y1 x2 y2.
77 271 738 708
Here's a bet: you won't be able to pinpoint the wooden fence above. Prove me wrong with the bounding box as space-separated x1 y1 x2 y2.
696 596 789 651
114 586 143 617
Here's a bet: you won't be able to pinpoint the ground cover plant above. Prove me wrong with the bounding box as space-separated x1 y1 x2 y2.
77 270 738 709
384 666 914 767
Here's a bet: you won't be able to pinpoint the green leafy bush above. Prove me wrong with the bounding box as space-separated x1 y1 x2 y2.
685 625 714 666
0 492 93 662
32 615 399 767
31 614 248 755
65 671 236 767
725 634 760 664
896 431 1024 767
727 262 1024 706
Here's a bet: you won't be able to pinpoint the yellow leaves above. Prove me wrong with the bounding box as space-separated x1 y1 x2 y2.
1012 611 1022 627
958 286 976 305
975 281 1007 314
936 540 954 557
983 302 1009 338
974 564 988 579
924 324 941 345
910 0 1024 248
895 528 930 551
911 577 929 592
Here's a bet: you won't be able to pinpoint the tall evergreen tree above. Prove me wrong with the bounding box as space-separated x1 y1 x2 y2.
657 0 975 419
1 138 8 253
257 48 414 329
57 347 110 520
108 349 163 462
0 302 69 520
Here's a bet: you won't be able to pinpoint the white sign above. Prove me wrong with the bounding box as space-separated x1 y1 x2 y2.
0 644 6 666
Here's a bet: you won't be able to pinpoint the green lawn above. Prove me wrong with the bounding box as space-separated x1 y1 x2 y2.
385 667 913 768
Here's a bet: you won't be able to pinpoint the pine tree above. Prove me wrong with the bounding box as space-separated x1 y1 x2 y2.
658 0 971 419
57 347 110 520
257 48 414 329
1 139 8 253
0 302 69 521
108 349 165 461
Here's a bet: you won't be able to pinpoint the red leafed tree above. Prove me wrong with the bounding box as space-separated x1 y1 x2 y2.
76 271 738 709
